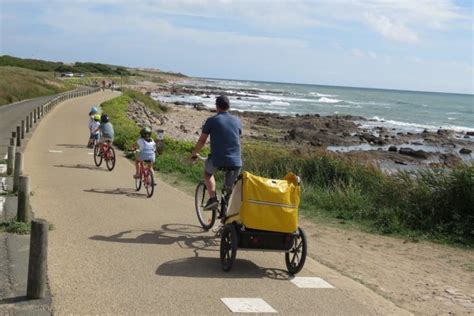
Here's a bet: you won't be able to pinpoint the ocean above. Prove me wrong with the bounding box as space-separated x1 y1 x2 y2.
152 78 474 133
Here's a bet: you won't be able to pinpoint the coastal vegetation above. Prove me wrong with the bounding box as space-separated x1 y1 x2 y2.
0 55 130 75
101 90 474 246
0 66 73 106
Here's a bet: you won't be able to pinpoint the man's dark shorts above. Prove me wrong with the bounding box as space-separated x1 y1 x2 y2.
205 158 241 191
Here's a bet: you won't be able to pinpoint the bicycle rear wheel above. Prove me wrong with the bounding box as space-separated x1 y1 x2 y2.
145 171 154 198
93 144 102 167
105 146 116 171
220 224 238 272
194 182 216 230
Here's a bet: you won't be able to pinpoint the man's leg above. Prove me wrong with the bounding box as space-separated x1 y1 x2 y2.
204 171 216 198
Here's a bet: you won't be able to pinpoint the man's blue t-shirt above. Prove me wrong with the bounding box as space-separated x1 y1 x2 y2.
202 112 242 167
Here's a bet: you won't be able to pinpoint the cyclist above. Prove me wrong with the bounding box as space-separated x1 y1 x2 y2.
97 114 114 149
191 94 242 211
89 106 98 117
131 127 157 179
87 114 101 148
87 106 99 148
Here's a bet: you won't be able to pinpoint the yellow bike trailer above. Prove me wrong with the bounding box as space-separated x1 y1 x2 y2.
220 171 307 274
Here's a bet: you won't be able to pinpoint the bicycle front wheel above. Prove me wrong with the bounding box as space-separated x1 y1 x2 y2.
135 168 142 191
105 146 116 171
194 182 216 230
145 171 154 198
93 144 103 167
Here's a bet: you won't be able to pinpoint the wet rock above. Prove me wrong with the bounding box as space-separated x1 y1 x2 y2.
399 147 429 159
194 103 207 111
360 133 377 143
466 131 474 136
464 135 470 139
411 142 423 146
460 148 472 154
388 146 398 152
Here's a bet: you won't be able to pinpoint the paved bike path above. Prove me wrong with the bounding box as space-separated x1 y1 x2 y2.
23 92 409 314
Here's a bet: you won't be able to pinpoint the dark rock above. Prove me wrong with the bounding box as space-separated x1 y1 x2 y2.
315 114 320 118
360 133 377 143
399 147 429 159
422 129 429 133
466 131 474 136
388 146 397 152
464 135 470 139
342 132 350 137
394 160 407 165
460 148 472 154
411 142 423 146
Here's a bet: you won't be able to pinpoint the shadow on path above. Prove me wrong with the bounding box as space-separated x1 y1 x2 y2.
54 164 108 172
0 295 28 305
56 143 87 149
156 256 290 280
90 224 291 280
84 188 146 198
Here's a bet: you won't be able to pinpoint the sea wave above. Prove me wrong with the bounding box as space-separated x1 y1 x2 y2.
309 92 337 97
317 97 341 104
363 116 474 132
270 100 290 106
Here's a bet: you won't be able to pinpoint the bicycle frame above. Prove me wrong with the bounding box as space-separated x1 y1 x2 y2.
138 161 152 185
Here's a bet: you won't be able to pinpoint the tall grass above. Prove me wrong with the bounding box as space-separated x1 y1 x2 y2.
0 66 73 106
101 93 474 245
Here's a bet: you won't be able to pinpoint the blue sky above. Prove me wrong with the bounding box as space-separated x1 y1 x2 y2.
1 0 473 94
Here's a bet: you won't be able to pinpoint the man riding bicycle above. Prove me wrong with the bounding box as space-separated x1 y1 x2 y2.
191 95 242 211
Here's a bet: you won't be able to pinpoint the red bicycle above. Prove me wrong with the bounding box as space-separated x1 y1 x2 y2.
94 141 116 171
135 159 155 198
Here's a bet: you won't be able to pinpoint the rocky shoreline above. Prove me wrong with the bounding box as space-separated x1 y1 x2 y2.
125 80 474 170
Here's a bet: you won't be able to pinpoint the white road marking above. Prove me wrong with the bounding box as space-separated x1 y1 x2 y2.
0 177 5 193
0 164 6 174
0 196 5 216
221 298 277 313
48 150 63 153
290 277 335 289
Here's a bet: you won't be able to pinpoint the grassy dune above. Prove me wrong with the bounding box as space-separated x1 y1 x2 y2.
0 66 73 106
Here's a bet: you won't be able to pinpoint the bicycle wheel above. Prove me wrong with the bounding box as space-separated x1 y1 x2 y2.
145 171 154 198
194 182 216 230
285 227 307 275
220 224 238 272
135 166 142 191
93 144 102 167
105 146 116 171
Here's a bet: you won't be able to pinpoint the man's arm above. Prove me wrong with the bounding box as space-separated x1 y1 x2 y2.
191 132 209 158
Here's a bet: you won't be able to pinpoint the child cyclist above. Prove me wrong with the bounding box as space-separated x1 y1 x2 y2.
131 127 156 179
87 106 99 148
88 114 101 148
98 114 114 145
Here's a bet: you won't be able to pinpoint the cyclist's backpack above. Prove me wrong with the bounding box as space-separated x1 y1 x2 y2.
234 171 301 233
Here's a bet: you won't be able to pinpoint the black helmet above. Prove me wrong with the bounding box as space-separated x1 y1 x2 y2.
140 127 152 138
100 114 109 123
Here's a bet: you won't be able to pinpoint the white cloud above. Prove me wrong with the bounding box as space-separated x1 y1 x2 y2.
364 13 418 43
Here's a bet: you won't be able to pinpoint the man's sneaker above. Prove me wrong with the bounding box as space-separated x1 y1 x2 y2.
203 197 218 210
